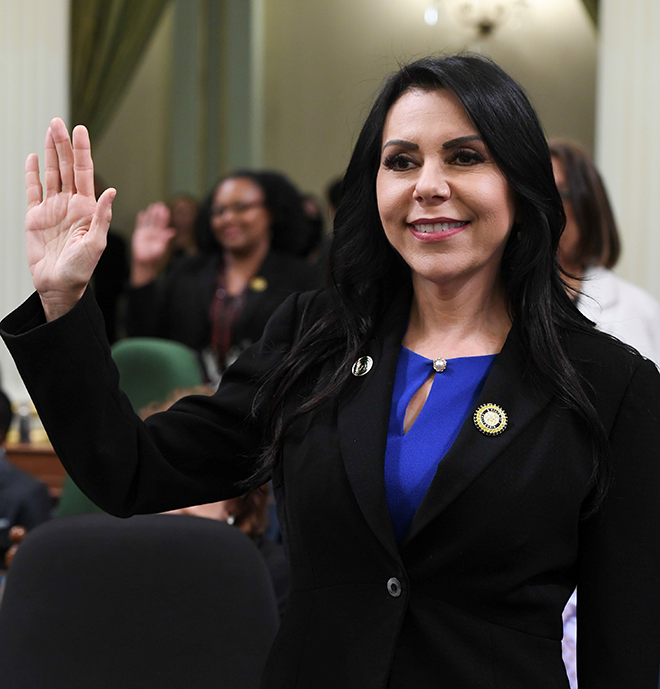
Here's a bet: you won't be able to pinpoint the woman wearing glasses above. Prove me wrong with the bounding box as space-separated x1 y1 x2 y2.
125 171 320 378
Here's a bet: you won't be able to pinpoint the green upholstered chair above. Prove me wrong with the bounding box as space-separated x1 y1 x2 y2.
56 475 105 517
56 337 204 517
110 336 204 413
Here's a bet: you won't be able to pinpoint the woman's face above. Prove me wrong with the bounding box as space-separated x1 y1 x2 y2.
376 88 516 293
210 177 272 255
551 156 582 272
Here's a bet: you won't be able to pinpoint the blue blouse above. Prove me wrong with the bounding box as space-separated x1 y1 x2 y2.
384 347 496 544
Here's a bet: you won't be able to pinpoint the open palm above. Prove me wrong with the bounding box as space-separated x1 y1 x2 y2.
131 203 175 267
25 118 115 320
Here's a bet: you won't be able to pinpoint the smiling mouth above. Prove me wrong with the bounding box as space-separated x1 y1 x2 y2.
411 221 468 233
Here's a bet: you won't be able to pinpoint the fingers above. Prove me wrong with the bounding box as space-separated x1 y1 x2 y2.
50 117 75 194
43 127 60 198
146 202 171 230
135 203 171 232
71 124 95 198
89 187 116 247
135 209 147 231
25 154 43 210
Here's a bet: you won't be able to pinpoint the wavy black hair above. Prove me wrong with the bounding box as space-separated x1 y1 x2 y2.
194 170 311 257
253 54 610 510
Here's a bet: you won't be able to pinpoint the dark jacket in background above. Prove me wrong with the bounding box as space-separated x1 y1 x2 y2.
124 250 320 367
92 231 128 344
0 448 52 558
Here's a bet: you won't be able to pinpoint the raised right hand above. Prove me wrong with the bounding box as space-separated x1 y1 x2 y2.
129 202 176 287
25 118 115 321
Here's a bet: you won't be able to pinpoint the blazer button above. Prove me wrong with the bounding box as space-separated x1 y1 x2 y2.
387 577 402 598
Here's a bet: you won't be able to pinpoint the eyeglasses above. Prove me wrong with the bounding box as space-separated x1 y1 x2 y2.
210 201 265 217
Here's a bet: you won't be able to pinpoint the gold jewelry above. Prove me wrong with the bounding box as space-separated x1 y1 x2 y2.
473 403 508 436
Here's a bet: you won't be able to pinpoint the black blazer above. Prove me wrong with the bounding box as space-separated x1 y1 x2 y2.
2 288 659 689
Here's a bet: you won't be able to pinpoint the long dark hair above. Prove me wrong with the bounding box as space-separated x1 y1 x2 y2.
194 170 311 257
253 54 610 510
548 138 620 269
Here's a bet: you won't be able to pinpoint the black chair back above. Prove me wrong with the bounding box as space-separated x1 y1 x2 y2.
0 513 279 688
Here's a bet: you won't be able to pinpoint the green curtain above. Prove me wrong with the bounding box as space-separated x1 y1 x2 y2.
70 0 170 141
581 0 599 26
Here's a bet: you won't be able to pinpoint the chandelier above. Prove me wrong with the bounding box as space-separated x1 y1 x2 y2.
425 0 528 37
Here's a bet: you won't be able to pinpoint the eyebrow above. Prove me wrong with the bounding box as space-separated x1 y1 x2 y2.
381 134 483 153
442 135 482 149
381 139 419 152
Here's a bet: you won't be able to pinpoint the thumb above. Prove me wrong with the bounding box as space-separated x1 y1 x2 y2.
89 187 116 246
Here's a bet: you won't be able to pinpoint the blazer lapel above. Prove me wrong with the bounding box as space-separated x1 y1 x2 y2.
404 322 554 546
337 297 410 558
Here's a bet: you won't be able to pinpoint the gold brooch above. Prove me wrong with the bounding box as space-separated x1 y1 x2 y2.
473 403 508 436
351 356 373 377
249 276 268 292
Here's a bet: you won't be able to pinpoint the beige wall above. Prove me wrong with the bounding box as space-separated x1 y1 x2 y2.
261 0 597 199
596 0 660 300
95 0 597 221
0 0 69 402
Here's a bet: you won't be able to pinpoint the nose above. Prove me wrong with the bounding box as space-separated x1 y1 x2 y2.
412 163 450 204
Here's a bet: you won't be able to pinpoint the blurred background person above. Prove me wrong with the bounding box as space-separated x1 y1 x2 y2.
549 138 660 365
124 170 320 381
167 192 199 266
300 193 325 262
312 175 345 275
92 175 129 344
0 390 52 563
325 175 343 222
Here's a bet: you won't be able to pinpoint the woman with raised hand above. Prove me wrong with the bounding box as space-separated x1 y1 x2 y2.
2 55 660 688
125 170 320 379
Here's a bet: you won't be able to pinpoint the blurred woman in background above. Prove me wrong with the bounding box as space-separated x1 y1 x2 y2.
167 193 199 263
549 138 660 364
125 171 320 380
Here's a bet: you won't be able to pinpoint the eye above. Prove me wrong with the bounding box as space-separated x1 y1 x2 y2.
447 148 485 166
382 153 416 171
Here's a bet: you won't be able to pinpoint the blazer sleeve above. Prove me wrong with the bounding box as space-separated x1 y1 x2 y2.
577 357 660 687
0 287 312 517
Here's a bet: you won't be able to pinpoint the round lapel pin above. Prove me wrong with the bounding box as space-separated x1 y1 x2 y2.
351 356 373 377
249 276 268 292
473 403 508 436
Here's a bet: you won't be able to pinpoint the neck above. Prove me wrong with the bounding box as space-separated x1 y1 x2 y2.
402 273 511 360
224 241 270 295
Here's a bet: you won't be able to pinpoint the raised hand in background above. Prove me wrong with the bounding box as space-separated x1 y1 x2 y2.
129 202 176 288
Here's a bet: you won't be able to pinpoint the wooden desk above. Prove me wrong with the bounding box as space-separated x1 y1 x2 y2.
5 443 65 497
